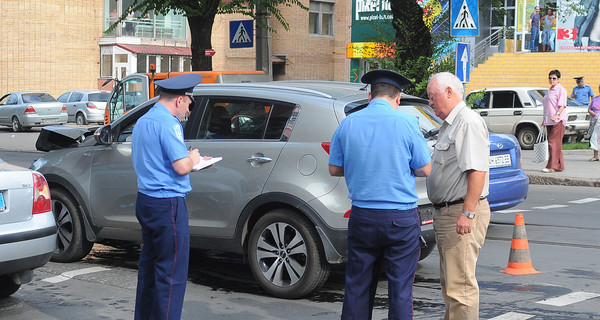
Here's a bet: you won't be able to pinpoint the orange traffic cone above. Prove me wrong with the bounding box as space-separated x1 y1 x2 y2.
499 213 540 275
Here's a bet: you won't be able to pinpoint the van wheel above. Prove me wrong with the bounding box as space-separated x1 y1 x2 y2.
50 188 93 262
248 209 330 299
11 116 22 132
0 276 20 297
517 126 537 150
76 113 87 125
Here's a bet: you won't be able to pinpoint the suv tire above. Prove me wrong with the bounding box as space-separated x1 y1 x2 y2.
517 126 537 150
248 209 330 299
50 188 93 262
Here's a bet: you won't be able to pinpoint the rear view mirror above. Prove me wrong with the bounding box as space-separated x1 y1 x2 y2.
94 125 113 145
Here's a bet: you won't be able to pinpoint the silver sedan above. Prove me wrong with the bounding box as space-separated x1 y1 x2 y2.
0 92 68 132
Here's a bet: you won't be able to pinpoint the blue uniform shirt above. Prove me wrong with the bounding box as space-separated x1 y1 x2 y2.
329 98 431 210
572 85 594 105
132 102 191 198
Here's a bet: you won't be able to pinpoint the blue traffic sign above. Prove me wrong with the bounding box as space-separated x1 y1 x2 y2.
230 20 254 48
451 0 479 37
455 42 471 83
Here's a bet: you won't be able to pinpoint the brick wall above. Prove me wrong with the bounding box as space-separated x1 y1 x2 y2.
0 0 103 98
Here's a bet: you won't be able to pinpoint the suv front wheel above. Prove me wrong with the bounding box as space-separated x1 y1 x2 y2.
248 209 330 299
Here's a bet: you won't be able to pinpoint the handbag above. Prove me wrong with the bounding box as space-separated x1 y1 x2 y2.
532 127 548 163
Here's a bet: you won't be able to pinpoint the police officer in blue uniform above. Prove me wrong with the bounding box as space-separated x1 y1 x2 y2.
132 73 203 320
571 76 594 105
329 70 432 320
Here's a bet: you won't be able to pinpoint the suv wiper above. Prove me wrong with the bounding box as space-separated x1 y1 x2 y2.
424 128 439 139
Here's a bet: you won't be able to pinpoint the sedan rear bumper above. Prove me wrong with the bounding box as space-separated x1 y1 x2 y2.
488 169 529 211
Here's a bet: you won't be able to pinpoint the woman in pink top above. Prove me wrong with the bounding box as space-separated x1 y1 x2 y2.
542 69 568 172
588 88 600 161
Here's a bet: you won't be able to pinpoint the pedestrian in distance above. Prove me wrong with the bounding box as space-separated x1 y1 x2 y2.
588 86 600 161
329 69 432 320
426 72 491 320
529 6 541 52
541 8 556 52
543 70 568 173
571 76 594 105
131 73 204 320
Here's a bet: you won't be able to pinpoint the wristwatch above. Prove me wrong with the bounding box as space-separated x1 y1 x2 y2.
461 209 475 219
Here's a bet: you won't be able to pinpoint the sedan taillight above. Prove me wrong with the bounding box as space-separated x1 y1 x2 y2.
61 105 67 113
24 106 36 114
32 172 51 214
86 102 97 109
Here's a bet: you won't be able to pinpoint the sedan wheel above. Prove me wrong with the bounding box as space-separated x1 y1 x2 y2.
248 209 330 299
50 188 93 262
11 116 22 132
76 113 87 125
517 126 537 150
0 276 21 297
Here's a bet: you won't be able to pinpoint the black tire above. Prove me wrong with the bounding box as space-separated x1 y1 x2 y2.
76 113 87 125
50 188 93 262
517 126 537 150
11 116 22 132
248 209 330 299
0 275 21 298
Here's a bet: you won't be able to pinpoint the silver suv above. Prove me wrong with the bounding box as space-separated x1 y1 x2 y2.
33 81 437 298
467 87 590 149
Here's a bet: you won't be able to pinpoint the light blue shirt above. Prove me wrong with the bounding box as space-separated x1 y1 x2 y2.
329 98 431 209
132 102 191 198
572 85 594 105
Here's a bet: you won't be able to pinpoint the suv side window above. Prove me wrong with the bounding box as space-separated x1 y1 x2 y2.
492 91 522 109
196 98 295 140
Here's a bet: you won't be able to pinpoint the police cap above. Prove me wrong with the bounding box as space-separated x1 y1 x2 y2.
361 69 413 90
155 73 203 96
574 76 584 82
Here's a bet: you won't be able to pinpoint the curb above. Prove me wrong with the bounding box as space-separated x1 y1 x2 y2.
527 173 600 188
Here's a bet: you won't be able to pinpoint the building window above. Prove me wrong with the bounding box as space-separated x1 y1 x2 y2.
309 0 334 35
183 57 192 71
101 55 113 77
171 56 181 72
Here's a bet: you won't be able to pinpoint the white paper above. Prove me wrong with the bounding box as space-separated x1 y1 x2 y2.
192 157 222 171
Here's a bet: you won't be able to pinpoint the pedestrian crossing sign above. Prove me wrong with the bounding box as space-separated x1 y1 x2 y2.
451 0 479 37
230 20 254 48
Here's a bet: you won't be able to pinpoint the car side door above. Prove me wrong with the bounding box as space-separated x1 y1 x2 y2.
0 94 10 124
486 90 524 134
184 96 296 238
66 92 84 121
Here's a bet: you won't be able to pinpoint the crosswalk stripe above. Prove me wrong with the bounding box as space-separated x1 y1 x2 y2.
495 209 531 213
537 291 600 307
42 267 110 284
569 197 600 204
531 204 568 210
488 312 535 320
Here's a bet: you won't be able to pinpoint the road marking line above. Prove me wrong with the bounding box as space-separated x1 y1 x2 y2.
488 312 535 320
537 291 600 307
42 267 110 284
569 198 600 204
532 204 568 210
495 209 531 213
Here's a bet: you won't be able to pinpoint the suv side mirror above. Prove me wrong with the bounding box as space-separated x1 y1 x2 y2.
94 125 113 145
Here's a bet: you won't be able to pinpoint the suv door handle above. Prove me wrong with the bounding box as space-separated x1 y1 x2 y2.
513 111 522 115
480 111 488 116
247 156 272 163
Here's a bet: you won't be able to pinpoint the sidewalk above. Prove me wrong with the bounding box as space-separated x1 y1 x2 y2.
521 149 600 187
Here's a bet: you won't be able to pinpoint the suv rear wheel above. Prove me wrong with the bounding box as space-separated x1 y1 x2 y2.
517 126 537 150
248 209 330 299
50 188 93 262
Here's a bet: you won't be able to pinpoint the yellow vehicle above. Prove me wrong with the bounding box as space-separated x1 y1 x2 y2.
104 69 268 124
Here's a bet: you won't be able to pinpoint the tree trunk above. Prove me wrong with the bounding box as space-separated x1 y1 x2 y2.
187 0 220 71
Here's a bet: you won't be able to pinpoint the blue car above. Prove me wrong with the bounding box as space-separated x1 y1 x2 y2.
488 132 529 211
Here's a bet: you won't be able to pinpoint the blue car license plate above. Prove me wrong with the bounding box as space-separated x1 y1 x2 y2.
0 192 5 211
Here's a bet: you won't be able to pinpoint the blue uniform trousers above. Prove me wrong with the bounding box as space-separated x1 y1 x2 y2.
341 206 421 320
135 192 190 320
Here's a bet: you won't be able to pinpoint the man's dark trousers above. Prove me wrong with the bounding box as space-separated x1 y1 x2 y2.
341 206 421 320
135 193 190 320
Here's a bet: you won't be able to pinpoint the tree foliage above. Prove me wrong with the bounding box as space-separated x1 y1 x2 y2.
106 0 307 71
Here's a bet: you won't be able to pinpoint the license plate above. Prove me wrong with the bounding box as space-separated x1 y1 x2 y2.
42 118 58 124
489 154 511 168
0 192 5 211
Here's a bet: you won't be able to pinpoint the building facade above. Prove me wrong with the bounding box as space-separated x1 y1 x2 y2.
1 0 351 98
